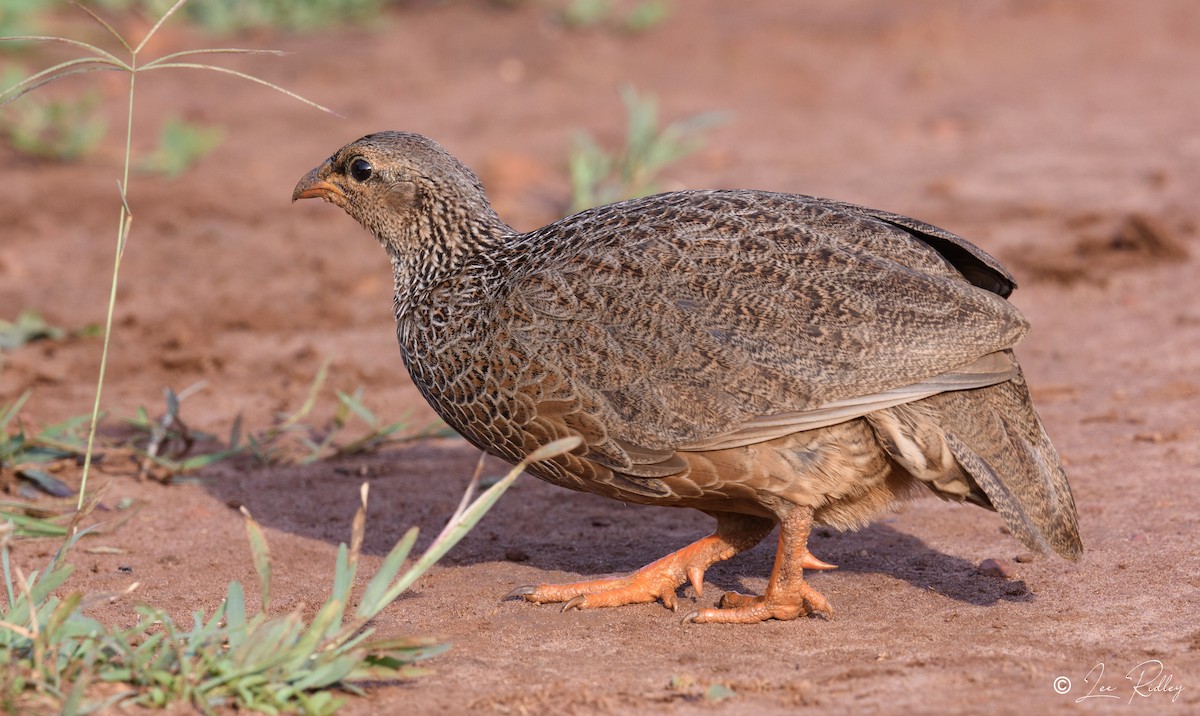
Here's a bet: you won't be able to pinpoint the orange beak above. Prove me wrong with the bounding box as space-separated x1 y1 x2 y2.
292 162 346 206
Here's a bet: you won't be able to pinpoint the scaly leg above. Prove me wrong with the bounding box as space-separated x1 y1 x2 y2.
507 512 774 612
683 505 836 623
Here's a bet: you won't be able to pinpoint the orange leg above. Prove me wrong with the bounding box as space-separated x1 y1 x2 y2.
683 504 835 623
507 512 774 612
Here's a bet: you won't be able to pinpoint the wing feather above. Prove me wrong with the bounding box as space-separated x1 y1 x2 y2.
498 191 1029 473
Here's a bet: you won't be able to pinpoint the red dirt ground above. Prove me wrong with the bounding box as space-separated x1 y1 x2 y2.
2 1 1198 713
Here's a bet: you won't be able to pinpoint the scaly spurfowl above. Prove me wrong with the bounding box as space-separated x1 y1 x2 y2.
293 132 1082 623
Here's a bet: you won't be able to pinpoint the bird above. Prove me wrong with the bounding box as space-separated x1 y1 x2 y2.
293 131 1082 623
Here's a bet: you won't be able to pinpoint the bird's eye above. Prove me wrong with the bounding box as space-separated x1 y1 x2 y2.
349 157 373 182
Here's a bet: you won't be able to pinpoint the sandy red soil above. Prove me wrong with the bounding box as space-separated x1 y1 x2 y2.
2 1 1198 713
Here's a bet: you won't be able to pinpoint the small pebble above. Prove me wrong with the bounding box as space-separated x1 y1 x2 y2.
1014 552 1037 563
978 558 1016 579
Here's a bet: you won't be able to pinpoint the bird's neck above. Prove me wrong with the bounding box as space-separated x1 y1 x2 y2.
388 201 518 327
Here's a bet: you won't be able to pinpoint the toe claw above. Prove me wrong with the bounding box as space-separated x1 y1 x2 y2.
799 550 838 571
681 610 700 624
504 585 537 601
562 595 588 612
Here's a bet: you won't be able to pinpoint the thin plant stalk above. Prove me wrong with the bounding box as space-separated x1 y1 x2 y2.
78 74 135 512
0 0 335 510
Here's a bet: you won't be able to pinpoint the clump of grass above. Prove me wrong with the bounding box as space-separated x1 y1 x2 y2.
0 437 580 713
0 68 106 160
120 364 449 481
120 382 242 481
241 361 454 467
0 309 99 351
138 115 224 177
177 0 388 33
0 310 64 351
668 675 737 703
79 0 389 33
0 392 88 506
569 84 726 212
559 0 671 32
0 0 42 38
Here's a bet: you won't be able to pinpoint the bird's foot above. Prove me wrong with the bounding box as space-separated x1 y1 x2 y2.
506 516 774 613
682 580 833 623
506 533 732 612
508 567 689 612
682 513 836 623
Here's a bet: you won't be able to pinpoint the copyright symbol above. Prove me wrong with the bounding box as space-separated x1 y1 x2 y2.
1053 676 1071 694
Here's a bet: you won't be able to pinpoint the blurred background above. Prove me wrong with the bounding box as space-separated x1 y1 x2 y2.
0 0 1196 458
1 4 1197 711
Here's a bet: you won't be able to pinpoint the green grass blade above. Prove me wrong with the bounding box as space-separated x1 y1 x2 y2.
276 360 328 431
70 0 134 53
355 527 418 619
376 436 581 606
16 469 74 498
0 36 125 66
335 390 377 426
43 591 83 639
0 510 68 538
348 483 367 573
134 0 189 55
224 580 247 649
239 507 272 613
2 535 16 611
281 596 345 672
141 48 288 67
140 63 338 116
0 390 33 432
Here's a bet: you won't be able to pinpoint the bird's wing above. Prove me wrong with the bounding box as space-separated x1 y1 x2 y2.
681 350 1017 451
499 191 1029 474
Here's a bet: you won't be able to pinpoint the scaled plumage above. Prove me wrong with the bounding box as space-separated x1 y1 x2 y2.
294 131 1082 622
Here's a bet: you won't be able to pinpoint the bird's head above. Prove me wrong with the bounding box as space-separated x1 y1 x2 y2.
293 131 506 264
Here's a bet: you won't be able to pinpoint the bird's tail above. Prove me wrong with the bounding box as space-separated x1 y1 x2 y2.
867 356 1083 559
923 366 1083 560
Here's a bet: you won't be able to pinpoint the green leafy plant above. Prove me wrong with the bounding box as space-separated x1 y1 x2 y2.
0 392 89 509
668 675 737 703
569 84 726 212
0 437 580 713
0 0 43 39
0 310 59 351
559 0 671 32
120 383 242 481
177 0 388 33
138 115 224 177
0 309 99 352
86 0 388 33
119 365 450 480
0 68 106 161
241 361 455 467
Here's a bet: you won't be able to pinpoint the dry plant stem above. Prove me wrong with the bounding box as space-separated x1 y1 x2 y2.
0 0 334 509
78 68 135 511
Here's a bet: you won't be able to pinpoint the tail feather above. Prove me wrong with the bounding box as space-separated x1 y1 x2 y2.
868 357 1082 560
928 369 1083 560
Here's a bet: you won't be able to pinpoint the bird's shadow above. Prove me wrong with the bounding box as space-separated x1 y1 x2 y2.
808 522 1033 606
205 439 1030 609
